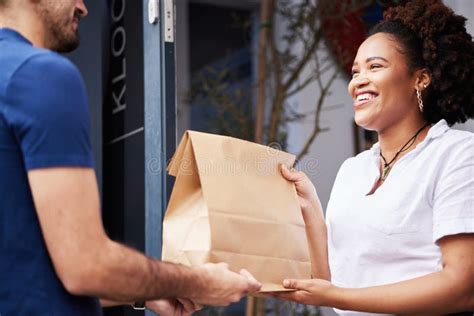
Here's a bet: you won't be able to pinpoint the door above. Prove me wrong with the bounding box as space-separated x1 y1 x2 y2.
69 1 176 315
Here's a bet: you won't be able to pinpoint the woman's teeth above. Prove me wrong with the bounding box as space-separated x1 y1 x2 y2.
356 93 377 102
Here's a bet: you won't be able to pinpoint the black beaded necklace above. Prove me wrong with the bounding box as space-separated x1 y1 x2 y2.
380 123 430 180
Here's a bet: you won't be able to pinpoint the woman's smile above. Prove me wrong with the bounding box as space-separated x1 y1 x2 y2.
353 90 379 108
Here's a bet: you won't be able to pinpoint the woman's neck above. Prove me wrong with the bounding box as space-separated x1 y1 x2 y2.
377 117 430 162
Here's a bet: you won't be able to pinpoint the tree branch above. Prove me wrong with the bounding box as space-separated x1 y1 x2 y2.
286 73 319 97
282 27 322 92
296 70 338 160
255 0 274 144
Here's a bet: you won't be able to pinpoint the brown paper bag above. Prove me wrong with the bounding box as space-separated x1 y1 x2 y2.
162 131 311 292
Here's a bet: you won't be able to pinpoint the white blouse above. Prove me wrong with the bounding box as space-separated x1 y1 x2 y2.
326 119 474 316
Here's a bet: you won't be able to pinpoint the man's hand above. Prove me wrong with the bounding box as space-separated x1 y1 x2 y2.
146 298 202 316
188 263 262 306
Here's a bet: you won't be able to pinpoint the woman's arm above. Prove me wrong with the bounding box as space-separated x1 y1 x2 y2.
280 165 330 280
303 200 330 281
273 233 474 314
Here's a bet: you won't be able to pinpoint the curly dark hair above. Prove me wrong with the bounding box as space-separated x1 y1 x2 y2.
369 0 474 126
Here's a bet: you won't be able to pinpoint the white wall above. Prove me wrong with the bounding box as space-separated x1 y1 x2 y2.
445 0 474 132
283 34 355 210
285 48 355 210
445 0 473 34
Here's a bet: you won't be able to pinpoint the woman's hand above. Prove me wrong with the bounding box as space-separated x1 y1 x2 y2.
280 164 324 221
271 278 335 306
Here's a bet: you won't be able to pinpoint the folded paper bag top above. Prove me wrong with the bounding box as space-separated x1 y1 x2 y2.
162 131 311 292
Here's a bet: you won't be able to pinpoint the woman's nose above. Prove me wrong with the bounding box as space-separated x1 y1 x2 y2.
349 75 370 95
353 74 370 88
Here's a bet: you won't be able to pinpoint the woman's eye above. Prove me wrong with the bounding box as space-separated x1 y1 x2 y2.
351 70 359 77
370 64 382 70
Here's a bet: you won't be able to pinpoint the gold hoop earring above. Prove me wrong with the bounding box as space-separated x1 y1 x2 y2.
416 88 424 112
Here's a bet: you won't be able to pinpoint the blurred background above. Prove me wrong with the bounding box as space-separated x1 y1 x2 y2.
67 0 473 315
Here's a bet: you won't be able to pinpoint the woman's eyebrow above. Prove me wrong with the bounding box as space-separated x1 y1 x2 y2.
352 56 389 67
366 56 389 63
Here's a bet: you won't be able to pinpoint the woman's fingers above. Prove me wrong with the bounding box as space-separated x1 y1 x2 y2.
280 164 301 182
270 291 307 304
282 279 313 291
280 164 313 193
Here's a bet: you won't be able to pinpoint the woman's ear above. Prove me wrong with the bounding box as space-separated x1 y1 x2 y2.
415 69 431 91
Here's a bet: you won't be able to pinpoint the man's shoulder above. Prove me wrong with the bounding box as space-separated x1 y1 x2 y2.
0 43 87 129
0 44 79 95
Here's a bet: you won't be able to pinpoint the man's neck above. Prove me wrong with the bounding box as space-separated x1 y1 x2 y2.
0 9 46 48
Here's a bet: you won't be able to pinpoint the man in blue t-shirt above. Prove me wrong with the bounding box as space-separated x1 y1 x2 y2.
0 1 261 315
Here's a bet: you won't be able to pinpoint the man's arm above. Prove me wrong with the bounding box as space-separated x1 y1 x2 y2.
28 167 260 305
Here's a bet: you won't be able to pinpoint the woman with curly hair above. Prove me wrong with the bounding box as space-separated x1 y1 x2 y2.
273 0 474 315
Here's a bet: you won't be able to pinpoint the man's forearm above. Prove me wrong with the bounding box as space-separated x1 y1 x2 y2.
329 270 473 314
72 239 203 302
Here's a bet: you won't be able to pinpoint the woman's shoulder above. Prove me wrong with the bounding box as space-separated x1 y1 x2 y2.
426 125 474 171
443 127 474 141
432 126 474 153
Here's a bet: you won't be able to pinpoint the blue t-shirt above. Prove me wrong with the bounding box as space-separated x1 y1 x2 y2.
0 28 101 316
